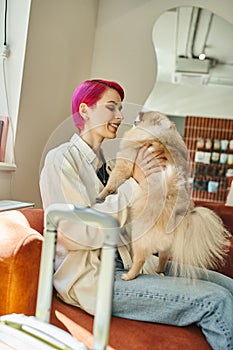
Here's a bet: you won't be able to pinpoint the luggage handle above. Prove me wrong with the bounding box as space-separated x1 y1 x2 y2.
36 203 120 350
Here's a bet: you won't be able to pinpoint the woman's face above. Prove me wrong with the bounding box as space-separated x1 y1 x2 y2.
82 88 124 142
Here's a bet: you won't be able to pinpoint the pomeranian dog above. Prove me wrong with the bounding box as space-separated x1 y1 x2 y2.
98 111 230 280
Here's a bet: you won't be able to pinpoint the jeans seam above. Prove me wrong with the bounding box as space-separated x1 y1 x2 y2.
115 289 211 307
210 309 232 348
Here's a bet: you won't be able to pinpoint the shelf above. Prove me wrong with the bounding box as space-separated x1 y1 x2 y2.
0 200 34 211
0 162 17 171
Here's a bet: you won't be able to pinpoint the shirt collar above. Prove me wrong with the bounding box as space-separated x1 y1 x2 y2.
70 133 99 169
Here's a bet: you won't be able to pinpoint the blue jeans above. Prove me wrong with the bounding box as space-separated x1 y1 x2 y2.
113 260 233 350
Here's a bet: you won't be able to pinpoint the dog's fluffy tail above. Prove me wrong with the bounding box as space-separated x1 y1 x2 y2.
171 206 231 278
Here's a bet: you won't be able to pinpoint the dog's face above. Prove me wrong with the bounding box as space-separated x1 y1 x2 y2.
131 111 184 163
136 111 175 130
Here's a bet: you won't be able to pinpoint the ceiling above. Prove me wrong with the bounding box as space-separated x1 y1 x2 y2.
153 6 233 86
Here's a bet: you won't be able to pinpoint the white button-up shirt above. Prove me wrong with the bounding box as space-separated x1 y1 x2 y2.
40 133 139 314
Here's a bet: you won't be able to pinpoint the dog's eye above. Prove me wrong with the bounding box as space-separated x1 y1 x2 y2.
156 119 170 129
161 120 171 129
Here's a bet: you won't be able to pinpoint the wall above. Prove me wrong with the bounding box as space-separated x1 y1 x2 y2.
0 0 31 196
0 0 233 207
8 0 99 206
145 9 233 118
91 0 233 107
146 81 233 119
0 0 31 148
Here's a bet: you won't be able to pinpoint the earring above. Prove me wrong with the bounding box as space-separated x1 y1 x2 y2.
80 109 88 120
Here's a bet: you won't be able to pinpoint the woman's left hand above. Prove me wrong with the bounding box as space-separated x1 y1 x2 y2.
132 145 167 184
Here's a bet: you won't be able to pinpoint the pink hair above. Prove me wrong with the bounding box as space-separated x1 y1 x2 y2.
72 79 125 132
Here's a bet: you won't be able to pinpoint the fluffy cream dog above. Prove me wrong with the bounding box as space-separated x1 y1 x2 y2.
98 111 230 280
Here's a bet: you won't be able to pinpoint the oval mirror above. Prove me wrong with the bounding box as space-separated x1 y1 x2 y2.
145 6 233 133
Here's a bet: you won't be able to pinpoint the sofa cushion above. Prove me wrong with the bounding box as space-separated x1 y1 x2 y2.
0 210 43 316
50 294 212 350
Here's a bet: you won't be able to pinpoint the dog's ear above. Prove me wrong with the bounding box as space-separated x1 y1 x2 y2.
139 111 144 121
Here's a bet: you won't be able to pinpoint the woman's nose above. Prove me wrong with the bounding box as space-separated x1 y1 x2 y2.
115 109 124 121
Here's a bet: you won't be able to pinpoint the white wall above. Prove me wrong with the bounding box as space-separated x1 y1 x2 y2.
146 81 233 119
0 0 31 170
90 0 233 161
91 0 233 146
145 9 233 118
0 0 233 207
2 0 99 205
91 0 233 108
0 0 31 139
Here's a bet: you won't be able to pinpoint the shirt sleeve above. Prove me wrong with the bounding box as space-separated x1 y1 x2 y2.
40 147 139 250
57 178 138 251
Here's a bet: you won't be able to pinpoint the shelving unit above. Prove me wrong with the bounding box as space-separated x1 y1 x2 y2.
184 116 233 203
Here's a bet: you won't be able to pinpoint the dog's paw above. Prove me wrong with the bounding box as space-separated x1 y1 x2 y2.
156 269 165 276
121 272 138 281
96 191 108 202
121 273 132 281
97 188 114 201
121 273 129 280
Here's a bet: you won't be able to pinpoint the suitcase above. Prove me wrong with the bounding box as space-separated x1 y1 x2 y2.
0 203 120 350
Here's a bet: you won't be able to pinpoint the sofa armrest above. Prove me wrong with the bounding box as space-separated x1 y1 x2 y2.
194 201 233 278
194 201 233 235
217 237 233 279
19 208 44 234
0 210 43 316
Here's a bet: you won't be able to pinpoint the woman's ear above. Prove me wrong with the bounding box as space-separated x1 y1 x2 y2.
79 103 89 120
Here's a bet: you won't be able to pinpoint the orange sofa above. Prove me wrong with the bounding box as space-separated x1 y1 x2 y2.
0 203 232 350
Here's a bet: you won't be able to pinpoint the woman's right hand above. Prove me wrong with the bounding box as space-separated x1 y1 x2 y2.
132 145 167 184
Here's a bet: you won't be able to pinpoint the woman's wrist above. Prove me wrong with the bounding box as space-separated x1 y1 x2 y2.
132 163 145 184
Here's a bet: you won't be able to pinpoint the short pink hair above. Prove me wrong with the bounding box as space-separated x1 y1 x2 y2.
72 79 125 132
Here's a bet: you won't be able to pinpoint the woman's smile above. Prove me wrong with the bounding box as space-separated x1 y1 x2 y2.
108 120 121 131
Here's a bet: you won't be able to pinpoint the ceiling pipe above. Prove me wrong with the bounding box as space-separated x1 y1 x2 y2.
199 12 214 59
185 7 200 58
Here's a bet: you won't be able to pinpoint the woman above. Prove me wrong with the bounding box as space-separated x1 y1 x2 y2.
40 79 233 350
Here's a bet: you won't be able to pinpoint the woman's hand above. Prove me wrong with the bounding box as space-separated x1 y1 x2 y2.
132 144 167 184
